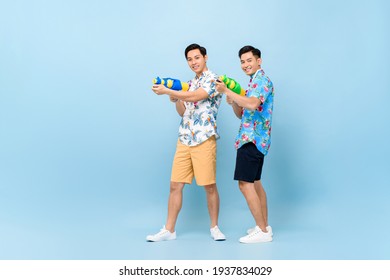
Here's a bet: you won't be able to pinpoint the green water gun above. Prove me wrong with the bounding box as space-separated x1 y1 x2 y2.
218 75 246 96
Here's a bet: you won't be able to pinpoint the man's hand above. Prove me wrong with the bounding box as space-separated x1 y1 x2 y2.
214 79 234 105
152 84 170 95
214 79 228 94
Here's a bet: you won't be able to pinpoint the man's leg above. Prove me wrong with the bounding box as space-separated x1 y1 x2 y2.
146 181 184 242
204 183 226 240
165 181 185 232
254 180 268 226
166 140 193 232
146 140 191 242
191 136 220 228
203 183 219 228
239 180 267 232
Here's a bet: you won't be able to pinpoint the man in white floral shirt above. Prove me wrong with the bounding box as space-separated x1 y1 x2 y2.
216 46 274 244
148 44 226 242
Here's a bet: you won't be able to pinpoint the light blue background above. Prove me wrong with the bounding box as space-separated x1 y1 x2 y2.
1 0 389 260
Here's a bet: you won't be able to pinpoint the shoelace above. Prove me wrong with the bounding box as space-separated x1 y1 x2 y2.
155 229 169 236
247 228 262 238
211 228 225 238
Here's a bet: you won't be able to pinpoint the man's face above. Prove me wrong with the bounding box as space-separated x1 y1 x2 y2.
186 49 207 76
240 51 262 76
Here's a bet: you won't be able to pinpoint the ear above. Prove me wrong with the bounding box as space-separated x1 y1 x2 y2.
204 54 208 62
257 57 262 66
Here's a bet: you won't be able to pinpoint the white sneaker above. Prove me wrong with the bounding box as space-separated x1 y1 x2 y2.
239 226 273 243
247 225 273 236
146 225 176 242
210 225 226 241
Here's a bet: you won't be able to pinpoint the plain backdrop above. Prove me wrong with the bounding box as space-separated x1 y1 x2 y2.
1 0 389 259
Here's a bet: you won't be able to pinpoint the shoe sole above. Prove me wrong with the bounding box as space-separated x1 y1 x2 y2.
212 237 226 241
239 237 273 244
146 238 176 242
146 236 176 242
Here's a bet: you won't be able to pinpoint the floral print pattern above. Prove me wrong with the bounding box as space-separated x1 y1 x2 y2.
179 70 222 146
235 69 274 155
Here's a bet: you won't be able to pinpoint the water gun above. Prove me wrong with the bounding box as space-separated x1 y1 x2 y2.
153 77 189 91
218 75 246 96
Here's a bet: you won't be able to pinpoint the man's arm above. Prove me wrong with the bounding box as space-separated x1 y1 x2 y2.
215 80 261 111
232 101 244 119
169 96 186 116
152 84 208 103
226 95 243 119
175 100 186 116
226 89 261 111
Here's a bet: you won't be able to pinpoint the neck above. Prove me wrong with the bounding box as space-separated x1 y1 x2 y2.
196 67 208 78
250 68 261 77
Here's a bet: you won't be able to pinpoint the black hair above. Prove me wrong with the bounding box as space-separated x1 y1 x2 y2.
238 45 261 58
185 43 207 58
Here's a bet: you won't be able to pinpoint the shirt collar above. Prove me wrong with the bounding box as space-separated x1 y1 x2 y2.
195 70 211 80
250 68 264 80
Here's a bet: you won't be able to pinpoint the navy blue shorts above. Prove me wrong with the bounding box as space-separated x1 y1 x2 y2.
234 142 264 183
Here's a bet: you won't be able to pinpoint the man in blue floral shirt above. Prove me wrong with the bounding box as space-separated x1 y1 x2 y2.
148 44 226 242
216 46 274 244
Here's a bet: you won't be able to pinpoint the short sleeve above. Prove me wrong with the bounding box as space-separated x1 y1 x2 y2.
248 76 273 104
202 74 220 99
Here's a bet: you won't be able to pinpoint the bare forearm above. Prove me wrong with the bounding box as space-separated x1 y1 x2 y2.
168 88 208 103
225 89 260 111
175 100 185 116
232 102 243 119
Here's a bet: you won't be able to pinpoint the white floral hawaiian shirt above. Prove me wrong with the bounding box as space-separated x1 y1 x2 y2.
178 70 222 146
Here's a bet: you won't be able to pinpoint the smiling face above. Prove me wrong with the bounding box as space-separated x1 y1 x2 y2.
240 51 262 76
186 49 208 76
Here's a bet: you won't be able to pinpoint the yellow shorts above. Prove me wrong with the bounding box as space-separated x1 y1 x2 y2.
171 136 216 186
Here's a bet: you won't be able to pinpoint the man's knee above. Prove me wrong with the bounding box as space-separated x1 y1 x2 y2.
203 183 217 194
239 181 253 193
170 181 185 193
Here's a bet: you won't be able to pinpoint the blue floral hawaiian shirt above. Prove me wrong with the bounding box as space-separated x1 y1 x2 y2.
235 69 274 155
179 70 222 146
